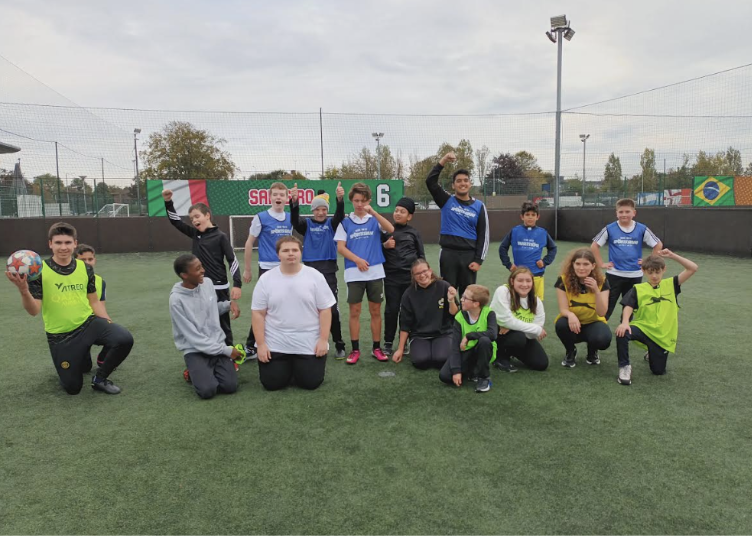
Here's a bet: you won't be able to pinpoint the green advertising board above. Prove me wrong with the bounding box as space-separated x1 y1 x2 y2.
146 179 404 216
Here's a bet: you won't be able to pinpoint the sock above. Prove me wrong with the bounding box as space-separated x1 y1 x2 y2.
351 340 360 351
373 341 381 350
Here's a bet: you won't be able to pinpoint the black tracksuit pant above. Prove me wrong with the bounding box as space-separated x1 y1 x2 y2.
439 336 493 384
216 288 233 345
439 249 477 297
323 272 344 345
245 267 270 348
384 279 410 346
616 326 669 374
50 317 134 395
605 273 643 321
184 352 238 399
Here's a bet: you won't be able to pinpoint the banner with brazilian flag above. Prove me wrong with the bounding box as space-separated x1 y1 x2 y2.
146 179 404 216
693 176 735 206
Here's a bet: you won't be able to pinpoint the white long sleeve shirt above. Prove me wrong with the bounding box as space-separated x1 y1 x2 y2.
490 285 545 339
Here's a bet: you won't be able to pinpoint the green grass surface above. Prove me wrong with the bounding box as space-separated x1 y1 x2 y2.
2 242 751 535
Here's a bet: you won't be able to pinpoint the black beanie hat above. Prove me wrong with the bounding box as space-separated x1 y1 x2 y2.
396 197 416 214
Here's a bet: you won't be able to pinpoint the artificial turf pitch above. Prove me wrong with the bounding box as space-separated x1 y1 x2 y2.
1 242 751 535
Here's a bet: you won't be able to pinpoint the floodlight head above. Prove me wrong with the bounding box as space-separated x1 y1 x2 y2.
563 28 575 41
550 15 567 29
372 132 384 140
546 31 556 43
134 128 141 134
580 134 590 142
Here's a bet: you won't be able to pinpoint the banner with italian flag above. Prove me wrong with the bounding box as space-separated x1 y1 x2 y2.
146 179 404 216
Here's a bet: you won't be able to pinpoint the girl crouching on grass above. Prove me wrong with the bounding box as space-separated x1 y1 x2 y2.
390 259 458 369
555 248 612 368
490 267 548 373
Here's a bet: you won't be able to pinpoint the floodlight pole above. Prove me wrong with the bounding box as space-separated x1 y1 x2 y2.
553 33 562 239
580 134 589 201
134 128 141 215
372 132 384 181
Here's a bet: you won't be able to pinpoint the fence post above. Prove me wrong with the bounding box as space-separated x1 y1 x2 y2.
40 181 46 218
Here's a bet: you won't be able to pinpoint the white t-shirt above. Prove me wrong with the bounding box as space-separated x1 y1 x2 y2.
249 209 287 270
593 222 660 278
251 265 336 354
489 285 545 339
334 212 386 283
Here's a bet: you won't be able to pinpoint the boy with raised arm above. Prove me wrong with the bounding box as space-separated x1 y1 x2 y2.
426 151 489 297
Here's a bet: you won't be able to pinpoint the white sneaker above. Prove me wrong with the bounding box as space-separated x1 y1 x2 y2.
618 365 632 386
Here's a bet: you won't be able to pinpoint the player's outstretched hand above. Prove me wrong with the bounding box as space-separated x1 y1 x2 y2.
5 271 29 292
242 269 252 283
658 248 675 258
383 236 396 249
230 301 240 319
336 181 344 200
391 349 403 363
290 183 298 203
162 189 173 202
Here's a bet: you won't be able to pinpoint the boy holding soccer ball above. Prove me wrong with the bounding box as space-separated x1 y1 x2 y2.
5 222 133 395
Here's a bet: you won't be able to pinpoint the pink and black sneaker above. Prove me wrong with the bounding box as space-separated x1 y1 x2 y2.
372 348 388 362
346 350 361 365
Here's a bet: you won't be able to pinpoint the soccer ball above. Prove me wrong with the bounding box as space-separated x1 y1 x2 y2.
6 250 43 281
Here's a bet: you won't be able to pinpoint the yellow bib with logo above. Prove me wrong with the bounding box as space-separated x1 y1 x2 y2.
41 260 93 334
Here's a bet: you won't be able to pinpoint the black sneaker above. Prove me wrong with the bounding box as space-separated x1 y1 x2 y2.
561 348 577 368
91 376 121 395
586 351 601 365
475 377 492 393
383 342 393 357
494 360 518 373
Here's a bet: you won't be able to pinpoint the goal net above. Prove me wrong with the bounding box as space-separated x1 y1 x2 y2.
98 203 130 217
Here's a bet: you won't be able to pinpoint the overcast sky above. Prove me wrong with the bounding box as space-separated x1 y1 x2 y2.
1 0 751 180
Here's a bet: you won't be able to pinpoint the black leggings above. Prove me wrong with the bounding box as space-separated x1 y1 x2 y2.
555 317 612 356
384 280 410 345
616 325 669 374
258 352 327 391
409 335 452 370
49 317 133 395
497 330 549 371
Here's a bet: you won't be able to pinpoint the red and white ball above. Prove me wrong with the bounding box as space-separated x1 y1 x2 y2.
6 250 43 281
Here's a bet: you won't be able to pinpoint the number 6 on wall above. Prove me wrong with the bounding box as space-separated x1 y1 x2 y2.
376 184 390 207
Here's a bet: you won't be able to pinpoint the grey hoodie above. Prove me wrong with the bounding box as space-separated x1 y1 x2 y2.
169 279 233 357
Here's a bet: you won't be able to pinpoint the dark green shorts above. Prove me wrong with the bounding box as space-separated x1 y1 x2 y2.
346 279 384 304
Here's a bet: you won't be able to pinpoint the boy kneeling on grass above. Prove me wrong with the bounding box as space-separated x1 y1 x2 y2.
170 254 242 399
439 284 497 393
615 249 698 386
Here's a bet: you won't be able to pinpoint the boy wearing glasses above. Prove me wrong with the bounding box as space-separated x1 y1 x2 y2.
440 284 497 393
